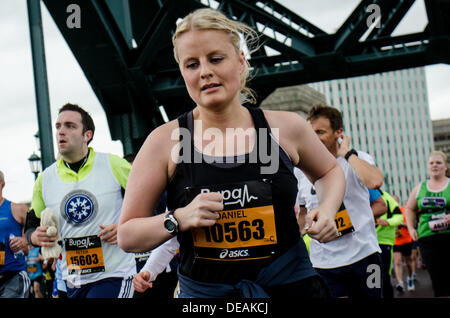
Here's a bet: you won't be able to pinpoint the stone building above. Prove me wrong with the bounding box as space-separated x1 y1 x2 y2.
260 85 326 119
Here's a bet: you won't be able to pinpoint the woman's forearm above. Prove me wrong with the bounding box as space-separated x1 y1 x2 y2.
118 213 172 253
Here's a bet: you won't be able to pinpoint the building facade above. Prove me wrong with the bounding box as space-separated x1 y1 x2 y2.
309 67 434 202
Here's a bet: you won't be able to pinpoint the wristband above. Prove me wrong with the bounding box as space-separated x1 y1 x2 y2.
25 228 38 247
344 149 358 161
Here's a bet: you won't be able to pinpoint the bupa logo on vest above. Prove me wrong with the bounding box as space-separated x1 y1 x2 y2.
67 236 97 249
61 190 98 225
200 184 258 208
421 197 446 208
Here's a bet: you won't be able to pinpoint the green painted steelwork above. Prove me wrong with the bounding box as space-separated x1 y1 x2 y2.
27 0 55 169
29 0 450 156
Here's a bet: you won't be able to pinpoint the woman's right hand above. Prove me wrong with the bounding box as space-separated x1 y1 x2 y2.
133 271 153 293
407 225 418 242
304 205 338 243
174 192 223 231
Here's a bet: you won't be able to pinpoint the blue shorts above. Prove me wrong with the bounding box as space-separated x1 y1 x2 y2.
315 252 383 298
66 276 134 298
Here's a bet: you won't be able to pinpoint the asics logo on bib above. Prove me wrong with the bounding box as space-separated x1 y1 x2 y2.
61 190 98 225
219 249 249 259
201 184 258 208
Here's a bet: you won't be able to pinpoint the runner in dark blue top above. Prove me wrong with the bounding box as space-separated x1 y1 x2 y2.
0 170 30 298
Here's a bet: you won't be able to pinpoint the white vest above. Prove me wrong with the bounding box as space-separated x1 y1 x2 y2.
295 151 381 269
42 152 136 286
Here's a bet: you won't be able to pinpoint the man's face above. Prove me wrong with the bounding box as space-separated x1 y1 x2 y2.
55 110 87 158
310 116 341 154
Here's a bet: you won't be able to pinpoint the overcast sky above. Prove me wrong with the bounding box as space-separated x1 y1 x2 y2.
0 0 449 203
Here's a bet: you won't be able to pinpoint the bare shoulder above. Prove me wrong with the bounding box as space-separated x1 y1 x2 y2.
262 109 309 142
262 109 306 131
140 119 180 156
11 202 29 225
147 118 180 142
261 110 308 165
411 183 421 197
406 183 421 208
11 202 28 213
133 118 181 179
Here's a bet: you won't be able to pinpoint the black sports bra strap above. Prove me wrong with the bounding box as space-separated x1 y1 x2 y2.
177 111 196 185
177 111 189 131
246 106 270 130
246 106 295 174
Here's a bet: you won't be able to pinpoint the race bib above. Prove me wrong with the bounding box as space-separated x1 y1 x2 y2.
428 213 448 232
27 265 37 273
0 242 5 266
334 204 355 238
186 179 278 261
64 235 105 275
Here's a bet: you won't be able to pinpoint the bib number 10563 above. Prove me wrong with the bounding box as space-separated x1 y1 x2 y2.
202 219 265 243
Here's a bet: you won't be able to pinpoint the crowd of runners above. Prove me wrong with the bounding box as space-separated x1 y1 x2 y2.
1 8 449 299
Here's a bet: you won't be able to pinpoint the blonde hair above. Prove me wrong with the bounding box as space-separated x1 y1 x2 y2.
0 170 4 182
172 8 259 104
429 150 448 163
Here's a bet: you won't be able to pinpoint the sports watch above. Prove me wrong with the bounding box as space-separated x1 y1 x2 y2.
344 149 358 161
163 210 179 235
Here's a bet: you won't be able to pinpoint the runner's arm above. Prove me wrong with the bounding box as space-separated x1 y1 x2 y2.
371 196 387 218
386 209 404 227
346 155 384 189
337 135 384 189
290 113 345 243
141 237 179 281
405 184 420 241
118 122 179 253
25 173 45 246
27 173 56 247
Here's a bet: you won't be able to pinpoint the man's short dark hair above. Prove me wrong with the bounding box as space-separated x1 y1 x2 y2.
307 104 343 132
59 103 95 143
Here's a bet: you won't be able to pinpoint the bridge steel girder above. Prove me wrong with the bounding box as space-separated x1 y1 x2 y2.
40 0 450 155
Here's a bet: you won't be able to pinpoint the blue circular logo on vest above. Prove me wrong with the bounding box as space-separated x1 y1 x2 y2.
61 190 97 225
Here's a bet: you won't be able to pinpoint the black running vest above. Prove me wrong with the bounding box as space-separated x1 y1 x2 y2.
166 106 307 284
